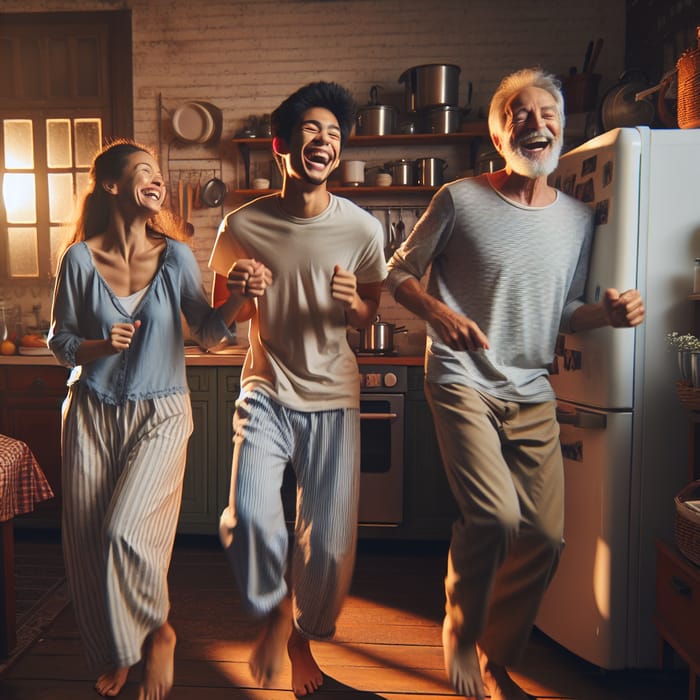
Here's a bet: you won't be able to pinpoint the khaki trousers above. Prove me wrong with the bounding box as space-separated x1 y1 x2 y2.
425 381 564 665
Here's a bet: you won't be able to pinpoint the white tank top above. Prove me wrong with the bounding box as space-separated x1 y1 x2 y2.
117 286 149 314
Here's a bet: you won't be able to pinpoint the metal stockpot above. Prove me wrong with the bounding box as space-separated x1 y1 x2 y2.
356 85 396 136
399 63 461 111
357 316 408 353
415 157 447 187
383 159 416 186
421 105 462 134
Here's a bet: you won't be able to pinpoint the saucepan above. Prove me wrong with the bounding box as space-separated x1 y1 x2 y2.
200 177 227 207
357 316 408 353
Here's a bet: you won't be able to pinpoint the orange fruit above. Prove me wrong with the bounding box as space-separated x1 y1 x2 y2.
0 339 17 355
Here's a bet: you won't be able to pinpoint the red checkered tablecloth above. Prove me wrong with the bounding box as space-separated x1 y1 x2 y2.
0 434 54 522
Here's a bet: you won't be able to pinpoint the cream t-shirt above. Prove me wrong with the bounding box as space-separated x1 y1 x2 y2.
209 193 386 411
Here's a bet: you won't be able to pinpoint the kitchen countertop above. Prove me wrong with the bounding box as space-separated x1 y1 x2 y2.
0 350 424 367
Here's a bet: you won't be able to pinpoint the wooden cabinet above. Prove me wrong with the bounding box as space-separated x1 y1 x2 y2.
655 540 700 700
216 366 242 516
0 363 242 534
0 365 68 527
404 366 458 539
178 366 241 534
178 367 219 533
0 361 459 540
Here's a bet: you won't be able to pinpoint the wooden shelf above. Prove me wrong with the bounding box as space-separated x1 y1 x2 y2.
232 123 489 150
233 123 489 192
235 185 439 197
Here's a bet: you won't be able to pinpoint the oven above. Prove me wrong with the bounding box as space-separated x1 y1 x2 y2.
357 365 405 525
281 365 406 526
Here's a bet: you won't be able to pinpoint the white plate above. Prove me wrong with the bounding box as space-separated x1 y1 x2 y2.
172 102 215 144
19 346 52 356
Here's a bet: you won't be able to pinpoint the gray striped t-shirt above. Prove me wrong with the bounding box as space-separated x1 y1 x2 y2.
387 174 594 403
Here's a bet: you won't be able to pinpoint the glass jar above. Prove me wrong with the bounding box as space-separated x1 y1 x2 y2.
0 304 7 342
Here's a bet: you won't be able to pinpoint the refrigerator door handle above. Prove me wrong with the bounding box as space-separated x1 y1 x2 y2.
556 407 607 429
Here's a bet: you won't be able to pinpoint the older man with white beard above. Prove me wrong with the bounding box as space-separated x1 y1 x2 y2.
386 68 645 700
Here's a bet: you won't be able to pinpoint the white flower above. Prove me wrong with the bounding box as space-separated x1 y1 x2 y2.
667 332 700 351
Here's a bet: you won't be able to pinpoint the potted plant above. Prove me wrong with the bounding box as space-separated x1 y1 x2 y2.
667 332 700 385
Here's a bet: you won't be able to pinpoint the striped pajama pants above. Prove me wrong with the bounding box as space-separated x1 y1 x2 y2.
219 389 360 640
60 383 193 672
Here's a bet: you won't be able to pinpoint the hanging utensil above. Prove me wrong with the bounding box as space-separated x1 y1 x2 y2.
395 209 406 246
200 177 227 207
384 208 394 259
581 40 594 73
185 182 193 223
587 38 604 74
177 179 184 221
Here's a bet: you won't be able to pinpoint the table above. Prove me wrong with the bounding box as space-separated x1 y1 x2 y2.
0 434 54 658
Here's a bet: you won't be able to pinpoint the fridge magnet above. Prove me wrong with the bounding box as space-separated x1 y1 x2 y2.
581 154 597 176
595 199 609 225
602 160 613 187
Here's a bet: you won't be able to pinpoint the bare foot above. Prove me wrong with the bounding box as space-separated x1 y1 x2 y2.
138 621 177 700
442 616 485 699
249 596 293 687
287 625 323 696
95 667 129 696
477 644 536 700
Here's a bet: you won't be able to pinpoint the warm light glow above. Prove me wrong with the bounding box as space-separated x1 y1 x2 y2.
76 171 91 201
3 173 37 223
46 119 72 168
50 225 70 274
593 537 611 619
3 119 34 169
75 118 102 167
7 227 39 277
48 173 76 223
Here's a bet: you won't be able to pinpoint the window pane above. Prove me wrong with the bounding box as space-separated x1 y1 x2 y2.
50 225 70 276
48 173 75 223
46 119 72 168
7 227 39 277
3 173 36 223
3 120 34 169
76 171 91 201
75 119 102 167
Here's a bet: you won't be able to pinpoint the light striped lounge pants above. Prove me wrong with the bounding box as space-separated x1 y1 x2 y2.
61 383 193 672
219 389 360 641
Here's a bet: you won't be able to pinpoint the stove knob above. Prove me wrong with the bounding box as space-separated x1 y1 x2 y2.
384 372 398 388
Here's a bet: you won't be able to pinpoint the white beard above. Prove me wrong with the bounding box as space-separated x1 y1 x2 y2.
502 130 563 178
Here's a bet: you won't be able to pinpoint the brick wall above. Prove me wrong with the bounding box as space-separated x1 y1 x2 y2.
2 0 625 348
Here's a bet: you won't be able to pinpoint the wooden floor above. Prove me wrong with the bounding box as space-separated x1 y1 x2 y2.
0 534 689 699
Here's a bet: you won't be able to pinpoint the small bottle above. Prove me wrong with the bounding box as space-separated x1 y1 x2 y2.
694 258 700 294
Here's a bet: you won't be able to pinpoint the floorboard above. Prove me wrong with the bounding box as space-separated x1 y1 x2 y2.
0 533 690 700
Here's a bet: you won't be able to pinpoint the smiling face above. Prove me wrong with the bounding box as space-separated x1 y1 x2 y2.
496 86 563 179
278 106 342 186
107 150 166 213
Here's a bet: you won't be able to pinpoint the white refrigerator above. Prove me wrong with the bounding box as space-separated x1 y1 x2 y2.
535 126 700 669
